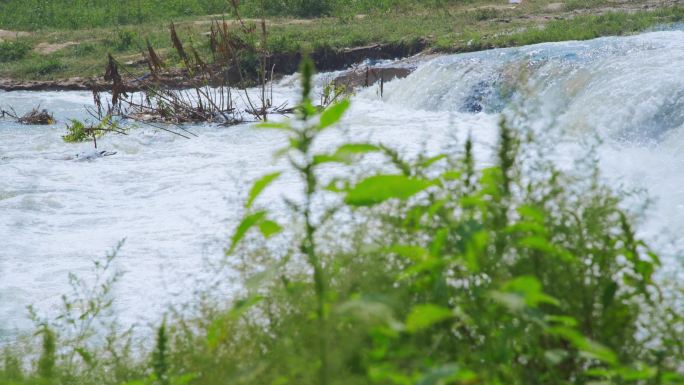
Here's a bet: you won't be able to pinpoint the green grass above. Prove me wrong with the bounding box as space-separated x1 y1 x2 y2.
0 0 502 30
2 63 684 385
0 0 230 30
493 8 684 47
564 0 607 11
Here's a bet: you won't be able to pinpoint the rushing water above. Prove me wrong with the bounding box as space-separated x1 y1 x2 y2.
2 29 684 337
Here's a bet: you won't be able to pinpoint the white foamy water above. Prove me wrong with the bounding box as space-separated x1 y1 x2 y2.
2 29 684 337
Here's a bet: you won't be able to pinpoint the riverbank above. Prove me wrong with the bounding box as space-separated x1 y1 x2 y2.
0 0 683 91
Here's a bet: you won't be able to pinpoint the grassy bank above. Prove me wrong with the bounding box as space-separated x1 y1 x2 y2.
2 62 684 385
0 1 683 81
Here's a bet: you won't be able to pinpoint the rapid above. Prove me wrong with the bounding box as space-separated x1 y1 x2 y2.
2 28 683 337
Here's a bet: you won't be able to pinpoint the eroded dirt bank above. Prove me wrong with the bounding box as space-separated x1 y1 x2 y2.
0 40 427 92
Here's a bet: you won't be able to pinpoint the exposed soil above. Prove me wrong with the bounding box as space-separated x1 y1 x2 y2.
190 16 315 27
544 3 565 11
34 41 79 54
0 29 30 41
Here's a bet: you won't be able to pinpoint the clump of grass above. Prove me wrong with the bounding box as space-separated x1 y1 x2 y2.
37 326 56 382
0 40 31 62
470 7 501 21
564 0 606 11
16 58 67 78
113 29 137 51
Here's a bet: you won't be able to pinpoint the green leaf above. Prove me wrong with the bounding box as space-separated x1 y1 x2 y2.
171 373 198 385
319 99 350 130
493 276 560 310
417 154 447 169
247 172 281 209
345 175 432 206
547 326 618 365
313 143 380 165
231 296 264 318
617 364 657 381
386 245 429 262
256 121 291 131
406 304 453 333
517 205 545 222
75 347 93 366
517 236 555 254
324 178 348 193
545 315 578 327
399 258 444 281
441 171 461 181
335 143 380 155
463 230 487 272
312 154 338 165
259 220 283 238
228 211 266 254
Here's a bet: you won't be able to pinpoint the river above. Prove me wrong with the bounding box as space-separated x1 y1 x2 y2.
2 28 683 337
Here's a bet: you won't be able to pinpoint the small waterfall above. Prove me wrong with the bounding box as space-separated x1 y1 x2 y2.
377 28 684 264
383 30 684 144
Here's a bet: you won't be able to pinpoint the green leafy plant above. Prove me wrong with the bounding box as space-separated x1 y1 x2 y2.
62 116 127 148
220 58 684 385
152 321 169 385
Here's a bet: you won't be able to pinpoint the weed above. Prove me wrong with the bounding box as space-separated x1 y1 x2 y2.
114 30 137 51
152 321 169 385
0 40 31 62
37 326 56 381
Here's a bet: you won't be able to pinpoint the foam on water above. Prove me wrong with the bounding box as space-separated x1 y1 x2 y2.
2 29 684 337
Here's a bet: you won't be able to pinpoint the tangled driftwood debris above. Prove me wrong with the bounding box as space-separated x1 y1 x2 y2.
1 106 55 125
20 108 55 125
99 14 291 127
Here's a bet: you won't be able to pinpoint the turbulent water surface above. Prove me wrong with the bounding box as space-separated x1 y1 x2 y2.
2 29 684 337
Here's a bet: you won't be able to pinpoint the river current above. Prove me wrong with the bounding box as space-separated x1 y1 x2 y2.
2 29 684 337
